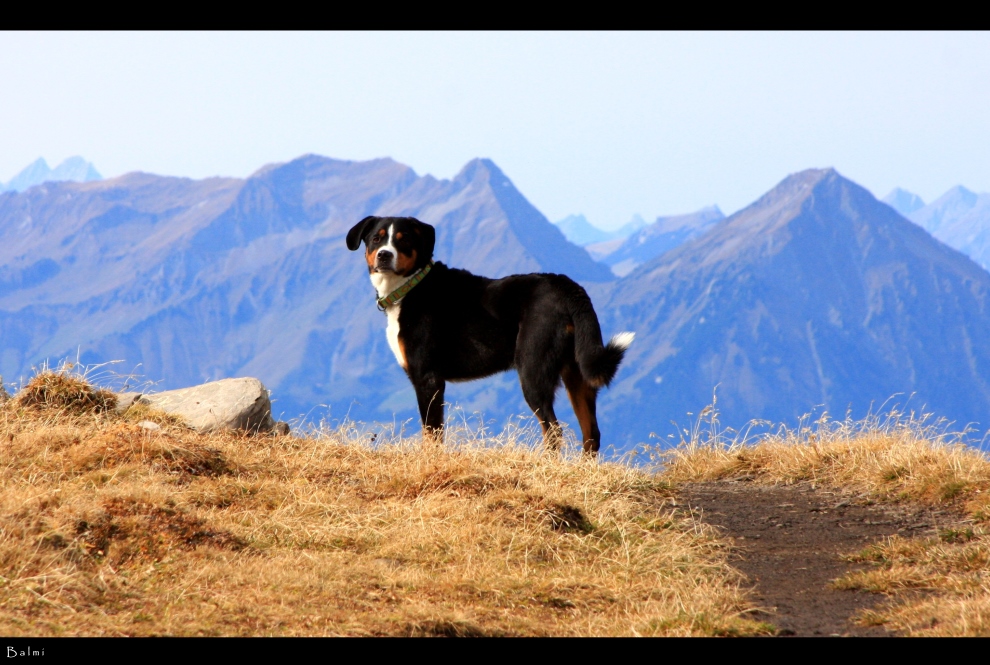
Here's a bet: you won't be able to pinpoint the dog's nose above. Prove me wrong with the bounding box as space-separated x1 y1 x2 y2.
376 250 394 268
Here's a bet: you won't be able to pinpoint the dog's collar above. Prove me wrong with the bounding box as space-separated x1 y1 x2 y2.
376 261 434 311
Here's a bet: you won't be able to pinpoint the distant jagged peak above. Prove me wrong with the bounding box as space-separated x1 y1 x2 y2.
882 187 926 217
932 184 979 208
3 156 101 192
776 166 838 194
248 153 412 181
908 184 986 235
614 213 648 237
452 157 513 189
557 213 591 227
49 156 101 183
3 157 50 192
555 214 612 246
732 167 835 218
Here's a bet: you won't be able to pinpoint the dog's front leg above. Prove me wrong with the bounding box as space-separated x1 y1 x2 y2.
413 372 445 445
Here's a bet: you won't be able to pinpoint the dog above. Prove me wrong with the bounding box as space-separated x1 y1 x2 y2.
346 215 633 454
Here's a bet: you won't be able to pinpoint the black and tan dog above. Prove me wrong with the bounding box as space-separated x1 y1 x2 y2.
346 215 633 454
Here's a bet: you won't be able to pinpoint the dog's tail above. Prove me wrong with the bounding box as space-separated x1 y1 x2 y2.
571 298 634 389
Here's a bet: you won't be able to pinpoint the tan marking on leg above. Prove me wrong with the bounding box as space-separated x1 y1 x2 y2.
562 366 597 452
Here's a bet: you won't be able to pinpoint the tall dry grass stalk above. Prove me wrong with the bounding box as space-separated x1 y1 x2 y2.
0 371 764 636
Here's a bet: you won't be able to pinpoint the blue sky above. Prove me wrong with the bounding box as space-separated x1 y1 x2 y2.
3 31 989 229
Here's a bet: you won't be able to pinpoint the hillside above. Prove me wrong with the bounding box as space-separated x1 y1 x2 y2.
2 371 988 636
0 372 757 637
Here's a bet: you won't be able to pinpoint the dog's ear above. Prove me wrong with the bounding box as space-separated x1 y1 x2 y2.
415 220 436 261
346 216 378 251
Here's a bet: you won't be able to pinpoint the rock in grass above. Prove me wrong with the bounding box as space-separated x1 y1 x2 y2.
136 378 277 434
115 392 143 414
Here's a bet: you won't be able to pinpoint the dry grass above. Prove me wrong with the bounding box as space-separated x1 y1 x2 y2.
658 403 990 636
0 371 766 636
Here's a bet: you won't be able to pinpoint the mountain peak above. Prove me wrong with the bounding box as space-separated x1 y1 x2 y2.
555 214 612 246
939 185 978 207
783 166 837 190
882 187 926 217
453 157 512 188
741 168 836 213
3 156 101 192
909 185 982 234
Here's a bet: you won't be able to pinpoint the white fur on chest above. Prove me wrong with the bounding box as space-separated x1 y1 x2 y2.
371 266 411 371
384 303 406 369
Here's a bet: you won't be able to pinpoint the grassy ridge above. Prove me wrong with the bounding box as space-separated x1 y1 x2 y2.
4 371 990 636
0 372 761 636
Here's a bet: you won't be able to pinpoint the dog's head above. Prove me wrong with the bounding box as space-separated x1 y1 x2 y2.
346 216 436 277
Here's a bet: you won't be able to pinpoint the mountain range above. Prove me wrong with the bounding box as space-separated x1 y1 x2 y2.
2 156 990 452
0 156 610 435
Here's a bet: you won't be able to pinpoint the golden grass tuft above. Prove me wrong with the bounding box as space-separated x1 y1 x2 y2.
0 373 764 636
12 371 117 415
660 409 990 516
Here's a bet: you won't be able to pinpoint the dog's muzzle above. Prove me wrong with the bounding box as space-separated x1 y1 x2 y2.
375 249 395 272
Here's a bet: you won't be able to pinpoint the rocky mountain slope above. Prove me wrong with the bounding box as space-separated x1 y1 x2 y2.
594 169 990 444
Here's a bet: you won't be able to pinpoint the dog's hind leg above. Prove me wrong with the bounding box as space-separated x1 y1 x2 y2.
413 373 446 445
516 313 569 451
561 362 602 455
518 366 564 452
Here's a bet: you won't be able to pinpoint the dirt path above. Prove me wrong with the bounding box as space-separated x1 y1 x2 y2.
679 479 959 636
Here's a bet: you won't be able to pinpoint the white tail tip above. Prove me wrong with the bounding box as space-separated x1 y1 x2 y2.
609 332 635 350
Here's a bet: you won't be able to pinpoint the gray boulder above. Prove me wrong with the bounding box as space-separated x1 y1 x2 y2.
130 377 283 434
115 392 143 414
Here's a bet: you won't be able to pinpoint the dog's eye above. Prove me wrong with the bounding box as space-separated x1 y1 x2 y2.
372 236 381 244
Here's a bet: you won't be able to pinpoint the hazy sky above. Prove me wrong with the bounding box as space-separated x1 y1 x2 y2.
3 31 989 229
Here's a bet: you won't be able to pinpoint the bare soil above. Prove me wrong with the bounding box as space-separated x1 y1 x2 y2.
679 478 961 636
